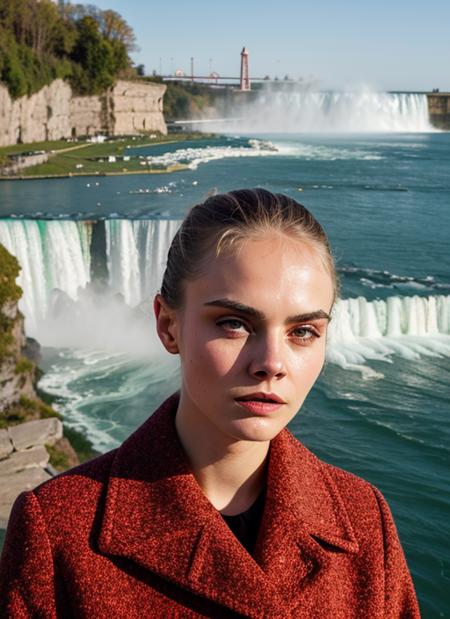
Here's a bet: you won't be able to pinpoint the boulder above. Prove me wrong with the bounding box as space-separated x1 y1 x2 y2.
0 467 51 528
0 445 49 475
8 418 63 451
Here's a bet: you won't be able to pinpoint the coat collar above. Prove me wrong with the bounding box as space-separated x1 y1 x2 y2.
97 393 359 618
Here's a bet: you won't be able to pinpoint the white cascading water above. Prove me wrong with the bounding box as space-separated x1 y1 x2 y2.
105 220 181 306
106 220 141 308
0 220 91 334
208 86 434 133
327 295 450 374
1 219 449 367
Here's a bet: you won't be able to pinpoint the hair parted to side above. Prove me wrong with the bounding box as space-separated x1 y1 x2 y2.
160 188 339 309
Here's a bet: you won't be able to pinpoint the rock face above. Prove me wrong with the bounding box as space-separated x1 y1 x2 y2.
427 93 450 129
0 419 65 527
0 79 72 146
70 94 105 137
111 80 166 135
0 300 36 413
0 79 167 146
0 246 82 530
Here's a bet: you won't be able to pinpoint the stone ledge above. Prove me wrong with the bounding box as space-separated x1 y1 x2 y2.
0 467 51 528
0 445 49 476
8 418 63 451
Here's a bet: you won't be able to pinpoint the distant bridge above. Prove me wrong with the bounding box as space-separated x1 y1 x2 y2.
171 118 242 124
159 75 271 84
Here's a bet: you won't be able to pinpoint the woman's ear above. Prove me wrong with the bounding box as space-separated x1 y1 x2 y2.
153 294 179 354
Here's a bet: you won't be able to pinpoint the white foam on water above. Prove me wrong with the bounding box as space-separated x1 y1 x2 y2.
275 142 383 160
39 347 179 451
141 140 280 170
143 140 385 165
39 349 137 451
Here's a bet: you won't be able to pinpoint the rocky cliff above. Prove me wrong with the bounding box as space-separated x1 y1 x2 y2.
0 244 34 412
0 245 89 527
427 93 450 130
0 80 72 146
0 79 167 147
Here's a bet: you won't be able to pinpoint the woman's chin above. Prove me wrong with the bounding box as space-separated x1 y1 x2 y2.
226 416 283 443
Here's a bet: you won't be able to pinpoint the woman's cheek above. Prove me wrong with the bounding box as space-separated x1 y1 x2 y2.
203 339 242 377
306 345 327 382
291 343 326 381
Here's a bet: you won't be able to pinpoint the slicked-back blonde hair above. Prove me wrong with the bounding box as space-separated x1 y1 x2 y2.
160 188 339 309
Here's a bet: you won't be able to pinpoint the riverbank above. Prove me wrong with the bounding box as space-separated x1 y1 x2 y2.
0 132 213 180
0 164 190 181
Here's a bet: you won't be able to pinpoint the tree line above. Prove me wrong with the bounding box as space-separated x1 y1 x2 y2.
0 0 138 98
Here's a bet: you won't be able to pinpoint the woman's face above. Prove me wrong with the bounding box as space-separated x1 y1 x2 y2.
160 233 334 444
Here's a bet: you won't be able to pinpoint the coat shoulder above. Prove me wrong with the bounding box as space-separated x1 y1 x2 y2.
322 458 379 505
284 430 388 533
286 430 379 498
29 449 117 532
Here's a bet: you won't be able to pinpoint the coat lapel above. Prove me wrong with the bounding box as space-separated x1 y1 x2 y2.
97 394 359 617
253 430 359 605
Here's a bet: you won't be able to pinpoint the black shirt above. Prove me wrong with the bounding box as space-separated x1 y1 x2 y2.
221 491 266 554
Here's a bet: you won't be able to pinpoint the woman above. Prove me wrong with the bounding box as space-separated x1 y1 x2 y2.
0 189 420 618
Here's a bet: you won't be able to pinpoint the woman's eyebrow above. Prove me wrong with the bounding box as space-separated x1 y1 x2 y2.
204 298 331 322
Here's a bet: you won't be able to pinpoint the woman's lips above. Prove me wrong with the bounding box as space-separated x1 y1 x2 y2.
235 399 284 414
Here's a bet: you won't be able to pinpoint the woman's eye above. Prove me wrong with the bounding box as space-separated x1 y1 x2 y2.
291 326 319 343
217 319 249 334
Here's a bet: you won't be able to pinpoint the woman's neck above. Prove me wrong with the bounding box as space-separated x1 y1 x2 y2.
175 399 270 516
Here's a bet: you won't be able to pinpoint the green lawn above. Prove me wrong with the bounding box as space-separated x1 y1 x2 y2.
0 132 212 179
0 140 78 156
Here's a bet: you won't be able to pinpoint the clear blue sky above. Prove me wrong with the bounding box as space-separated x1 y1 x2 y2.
80 0 450 91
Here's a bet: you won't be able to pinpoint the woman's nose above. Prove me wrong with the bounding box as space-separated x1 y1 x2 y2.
247 334 287 381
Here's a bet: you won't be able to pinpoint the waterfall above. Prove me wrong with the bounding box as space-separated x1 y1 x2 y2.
0 219 180 338
212 87 434 133
327 295 450 371
0 220 91 334
106 220 141 308
329 295 449 340
1 219 448 365
105 220 180 306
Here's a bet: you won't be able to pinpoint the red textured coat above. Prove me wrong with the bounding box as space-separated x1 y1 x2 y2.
0 393 420 618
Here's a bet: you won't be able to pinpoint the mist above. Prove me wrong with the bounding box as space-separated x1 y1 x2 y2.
195 83 435 134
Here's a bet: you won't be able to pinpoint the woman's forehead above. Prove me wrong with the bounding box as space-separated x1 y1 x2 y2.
185 235 334 314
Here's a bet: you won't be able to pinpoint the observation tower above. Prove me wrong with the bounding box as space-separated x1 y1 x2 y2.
240 47 251 91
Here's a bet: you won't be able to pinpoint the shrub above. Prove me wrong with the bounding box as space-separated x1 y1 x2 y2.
15 357 34 374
